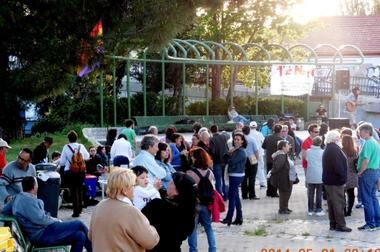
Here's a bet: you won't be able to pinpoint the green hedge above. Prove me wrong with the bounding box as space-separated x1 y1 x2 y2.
32 94 306 134
187 96 306 117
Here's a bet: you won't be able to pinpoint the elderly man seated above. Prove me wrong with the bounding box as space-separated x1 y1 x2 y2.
2 176 92 252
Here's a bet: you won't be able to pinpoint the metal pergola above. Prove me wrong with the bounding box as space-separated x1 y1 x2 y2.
101 39 364 127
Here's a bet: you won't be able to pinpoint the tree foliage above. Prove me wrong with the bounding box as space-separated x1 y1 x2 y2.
0 0 222 138
339 0 380 15
183 0 308 100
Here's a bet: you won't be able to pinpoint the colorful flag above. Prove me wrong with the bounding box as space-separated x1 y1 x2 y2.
90 20 103 38
77 19 103 77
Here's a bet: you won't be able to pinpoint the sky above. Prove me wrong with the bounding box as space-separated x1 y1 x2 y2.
289 0 341 23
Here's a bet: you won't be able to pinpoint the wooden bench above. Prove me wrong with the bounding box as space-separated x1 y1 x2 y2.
0 214 69 252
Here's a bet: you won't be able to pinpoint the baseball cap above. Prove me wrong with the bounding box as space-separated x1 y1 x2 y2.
249 121 257 128
0 138 12 149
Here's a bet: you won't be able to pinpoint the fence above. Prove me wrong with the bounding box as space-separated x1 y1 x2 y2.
311 75 380 97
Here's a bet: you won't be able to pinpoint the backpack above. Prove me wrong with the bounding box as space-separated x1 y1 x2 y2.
192 168 214 205
67 145 86 173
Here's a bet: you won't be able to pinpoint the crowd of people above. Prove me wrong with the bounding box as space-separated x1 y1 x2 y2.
0 111 379 251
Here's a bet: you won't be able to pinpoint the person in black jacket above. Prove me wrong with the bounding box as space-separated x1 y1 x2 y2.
142 172 197 252
210 124 230 199
32 137 53 164
271 140 292 214
322 130 352 232
262 124 283 197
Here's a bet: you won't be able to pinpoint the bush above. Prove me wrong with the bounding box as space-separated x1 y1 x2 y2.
32 116 64 134
186 97 305 117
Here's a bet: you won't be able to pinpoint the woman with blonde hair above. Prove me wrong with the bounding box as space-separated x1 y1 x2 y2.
89 168 159 252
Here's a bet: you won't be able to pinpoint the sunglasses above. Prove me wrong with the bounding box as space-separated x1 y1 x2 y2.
18 155 30 162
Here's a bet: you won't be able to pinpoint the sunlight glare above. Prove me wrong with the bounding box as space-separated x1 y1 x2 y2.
289 0 341 24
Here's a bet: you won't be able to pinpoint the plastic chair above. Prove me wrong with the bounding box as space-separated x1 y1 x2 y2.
0 214 69 252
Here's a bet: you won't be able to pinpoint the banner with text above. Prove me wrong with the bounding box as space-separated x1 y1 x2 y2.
270 65 315 96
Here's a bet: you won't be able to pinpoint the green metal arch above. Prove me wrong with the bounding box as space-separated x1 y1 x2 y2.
288 44 318 64
104 39 365 126
314 44 343 64
242 43 271 61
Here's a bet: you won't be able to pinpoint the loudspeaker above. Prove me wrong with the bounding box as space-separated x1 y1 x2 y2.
336 70 350 89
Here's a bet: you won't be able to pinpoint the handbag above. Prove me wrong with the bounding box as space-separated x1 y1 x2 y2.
377 177 380 192
248 155 258 165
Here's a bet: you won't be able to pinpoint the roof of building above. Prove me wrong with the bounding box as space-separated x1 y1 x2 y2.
300 16 380 56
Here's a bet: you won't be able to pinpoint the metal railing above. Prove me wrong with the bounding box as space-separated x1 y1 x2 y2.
311 76 380 98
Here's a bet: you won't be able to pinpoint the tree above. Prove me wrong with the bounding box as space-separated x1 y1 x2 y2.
183 0 308 101
339 0 380 15
0 0 222 138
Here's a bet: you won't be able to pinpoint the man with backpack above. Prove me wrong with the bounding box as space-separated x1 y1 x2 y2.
60 130 89 217
186 147 217 252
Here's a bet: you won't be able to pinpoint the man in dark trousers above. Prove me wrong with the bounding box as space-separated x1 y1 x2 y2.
262 124 283 197
2 176 92 251
32 137 53 164
322 130 351 232
210 124 230 200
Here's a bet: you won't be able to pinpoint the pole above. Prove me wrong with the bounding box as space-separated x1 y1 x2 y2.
161 54 166 116
331 65 336 118
281 80 284 115
143 53 147 116
182 63 186 115
126 60 131 119
112 59 117 126
230 65 234 107
255 68 259 115
306 94 310 121
99 72 104 127
206 65 209 116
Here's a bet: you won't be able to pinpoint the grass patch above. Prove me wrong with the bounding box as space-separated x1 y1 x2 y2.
272 218 284 224
244 226 268 237
6 131 90 161
302 232 310 236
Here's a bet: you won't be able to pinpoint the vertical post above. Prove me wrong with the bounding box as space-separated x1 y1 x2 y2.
331 65 336 118
143 53 147 116
99 71 104 127
230 65 234 107
306 94 310 121
281 93 285 115
161 54 166 116
182 63 186 115
255 68 259 115
206 65 209 116
112 59 117 126
126 60 131 119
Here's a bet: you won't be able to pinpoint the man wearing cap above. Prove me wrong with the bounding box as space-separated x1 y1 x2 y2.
0 148 36 204
249 122 266 188
0 138 12 175
32 137 53 164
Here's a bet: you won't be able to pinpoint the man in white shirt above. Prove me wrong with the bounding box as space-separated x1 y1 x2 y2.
131 135 166 185
110 134 133 164
59 130 89 217
249 121 266 188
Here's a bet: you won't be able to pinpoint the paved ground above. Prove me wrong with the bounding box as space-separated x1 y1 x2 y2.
58 131 380 252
